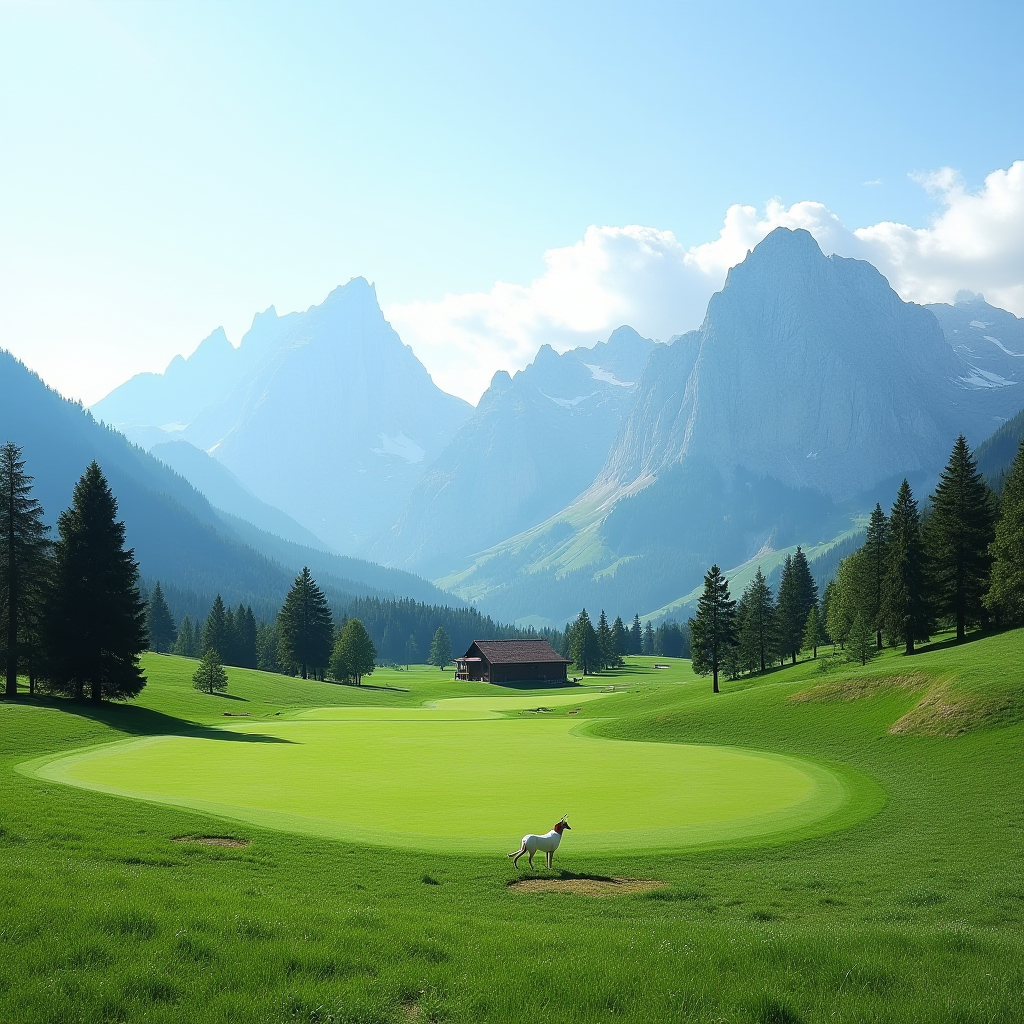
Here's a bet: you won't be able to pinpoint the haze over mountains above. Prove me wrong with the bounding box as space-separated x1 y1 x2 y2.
0 350 457 623
94 279 472 552
86 228 1024 628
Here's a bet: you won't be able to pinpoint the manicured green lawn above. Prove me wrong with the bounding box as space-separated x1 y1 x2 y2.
25 703 868 853
1 633 1021 1023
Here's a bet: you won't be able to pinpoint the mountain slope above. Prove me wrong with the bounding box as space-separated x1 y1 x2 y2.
0 349 453 618
441 228 1024 625
376 327 655 575
974 406 1024 488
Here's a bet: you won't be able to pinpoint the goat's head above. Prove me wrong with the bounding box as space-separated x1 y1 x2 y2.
554 815 571 833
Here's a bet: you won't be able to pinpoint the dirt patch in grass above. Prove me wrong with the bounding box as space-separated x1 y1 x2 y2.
509 876 667 897
790 672 929 703
173 835 250 848
889 681 1022 737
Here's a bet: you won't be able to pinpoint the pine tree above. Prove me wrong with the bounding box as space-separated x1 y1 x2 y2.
738 567 775 673
688 564 737 694
331 617 377 684
826 552 863 649
173 616 197 659
428 626 452 670
777 548 818 664
192 648 228 694
43 462 147 703
846 612 878 667
882 479 931 655
802 605 824 658
925 435 997 641
611 616 629 660
146 582 176 653
629 614 642 655
202 595 229 661
277 568 334 679
642 621 655 656
256 620 279 672
0 444 51 697
985 439 1024 624
568 609 600 675
861 504 890 648
405 633 419 668
596 610 616 669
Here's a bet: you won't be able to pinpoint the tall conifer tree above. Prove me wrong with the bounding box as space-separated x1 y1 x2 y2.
926 435 997 641
596 610 616 669
985 439 1024 624
0 444 50 697
738 567 776 673
146 582 176 653
44 463 147 702
611 615 629 659
202 595 229 661
882 479 931 654
277 567 334 679
861 504 890 648
688 564 737 694
642 621 655 656
629 614 643 655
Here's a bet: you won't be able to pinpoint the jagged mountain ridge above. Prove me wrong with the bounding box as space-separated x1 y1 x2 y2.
375 326 656 575
92 279 474 554
439 228 1023 625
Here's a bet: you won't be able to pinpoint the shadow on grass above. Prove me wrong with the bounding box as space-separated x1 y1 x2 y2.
212 692 250 702
490 679 582 692
2 694 295 743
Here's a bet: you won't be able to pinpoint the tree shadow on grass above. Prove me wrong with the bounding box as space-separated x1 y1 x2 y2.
6 694 295 743
212 692 249 701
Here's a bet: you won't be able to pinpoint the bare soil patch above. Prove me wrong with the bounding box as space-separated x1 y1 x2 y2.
509 876 667 897
173 835 250 848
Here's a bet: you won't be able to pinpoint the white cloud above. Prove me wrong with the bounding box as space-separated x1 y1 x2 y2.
853 160 1024 314
387 160 1024 405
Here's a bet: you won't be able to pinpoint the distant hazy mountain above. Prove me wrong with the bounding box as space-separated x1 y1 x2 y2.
92 307 301 446
926 292 1024 392
93 279 472 555
0 349 454 618
150 439 331 551
377 327 655 575
441 228 1024 625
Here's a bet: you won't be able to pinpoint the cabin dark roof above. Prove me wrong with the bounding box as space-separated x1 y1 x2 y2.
465 639 570 665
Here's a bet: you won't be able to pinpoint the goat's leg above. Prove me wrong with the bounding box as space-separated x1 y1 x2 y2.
528 851 534 868
546 851 553 869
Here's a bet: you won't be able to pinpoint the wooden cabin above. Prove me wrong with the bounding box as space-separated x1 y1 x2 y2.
455 639 571 685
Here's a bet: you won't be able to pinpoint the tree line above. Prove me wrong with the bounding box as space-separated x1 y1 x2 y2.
688 435 1024 692
560 608 689 674
0 449 147 703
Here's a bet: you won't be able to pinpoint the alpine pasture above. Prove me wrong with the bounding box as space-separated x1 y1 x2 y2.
2 632 1022 1023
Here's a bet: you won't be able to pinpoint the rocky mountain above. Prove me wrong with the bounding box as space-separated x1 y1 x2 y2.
92 307 301 449
376 327 656 575
440 228 1024 625
92 280 473 554
926 291 1024 391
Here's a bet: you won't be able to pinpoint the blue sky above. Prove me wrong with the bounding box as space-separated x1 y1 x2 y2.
1 0 1022 403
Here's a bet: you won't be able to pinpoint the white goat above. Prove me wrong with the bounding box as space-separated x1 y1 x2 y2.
508 815 571 869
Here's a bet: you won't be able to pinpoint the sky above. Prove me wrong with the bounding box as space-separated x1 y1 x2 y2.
1 0 1022 406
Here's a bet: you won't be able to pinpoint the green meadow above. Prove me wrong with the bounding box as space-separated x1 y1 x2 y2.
1 631 1022 1023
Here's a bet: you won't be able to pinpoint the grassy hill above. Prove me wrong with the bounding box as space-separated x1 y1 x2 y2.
0 629 1021 1022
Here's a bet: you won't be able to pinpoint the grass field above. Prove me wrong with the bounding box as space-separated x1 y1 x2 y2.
1 631 1022 1022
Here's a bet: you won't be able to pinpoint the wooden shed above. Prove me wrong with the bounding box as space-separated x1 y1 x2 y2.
455 639 571 685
